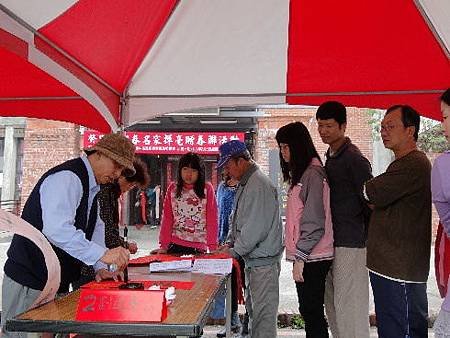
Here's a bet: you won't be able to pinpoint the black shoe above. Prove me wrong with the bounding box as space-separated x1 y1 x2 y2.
241 313 249 335
216 311 241 337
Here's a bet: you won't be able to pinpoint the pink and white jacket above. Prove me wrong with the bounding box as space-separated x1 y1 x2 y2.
285 158 334 262
159 182 218 251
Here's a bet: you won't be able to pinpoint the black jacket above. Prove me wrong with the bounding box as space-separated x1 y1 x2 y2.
4 158 98 293
325 138 373 248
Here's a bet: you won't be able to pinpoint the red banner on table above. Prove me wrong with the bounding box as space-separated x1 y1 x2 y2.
81 280 194 290
76 289 167 322
129 254 194 266
84 130 245 155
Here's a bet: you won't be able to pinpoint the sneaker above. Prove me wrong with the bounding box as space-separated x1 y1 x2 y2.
216 327 226 338
216 311 241 337
216 326 240 338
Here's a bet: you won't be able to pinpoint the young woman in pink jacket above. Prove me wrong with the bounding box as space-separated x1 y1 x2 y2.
152 152 218 255
276 122 334 338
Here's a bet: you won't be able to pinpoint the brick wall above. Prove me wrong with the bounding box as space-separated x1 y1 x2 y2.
254 107 373 173
254 107 441 238
20 119 81 211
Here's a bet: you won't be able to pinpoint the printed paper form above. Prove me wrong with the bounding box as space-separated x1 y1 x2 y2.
149 259 193 273
192 258 233 275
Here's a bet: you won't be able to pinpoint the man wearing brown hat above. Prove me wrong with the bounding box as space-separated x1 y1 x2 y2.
1 133 134 338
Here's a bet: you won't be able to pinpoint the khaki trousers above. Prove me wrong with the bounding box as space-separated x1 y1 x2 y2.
245 261 280 338
324 247 370 338
1 275 41 338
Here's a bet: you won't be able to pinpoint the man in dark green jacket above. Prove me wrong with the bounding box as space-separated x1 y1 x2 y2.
365 105 431 338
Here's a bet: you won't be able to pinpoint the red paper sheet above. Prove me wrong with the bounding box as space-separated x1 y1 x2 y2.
81 280 194 290
76 289 167 322
129 254 194 265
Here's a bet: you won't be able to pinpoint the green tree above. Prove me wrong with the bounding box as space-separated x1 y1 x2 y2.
367 109 384 141
417 118 447 153
366 110 446 153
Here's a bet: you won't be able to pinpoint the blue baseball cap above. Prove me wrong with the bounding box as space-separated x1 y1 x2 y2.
216 140 248 169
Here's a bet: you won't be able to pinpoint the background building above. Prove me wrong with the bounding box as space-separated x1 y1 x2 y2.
2 106 439 235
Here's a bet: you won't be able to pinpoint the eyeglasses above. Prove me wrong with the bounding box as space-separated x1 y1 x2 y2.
380 124 399 132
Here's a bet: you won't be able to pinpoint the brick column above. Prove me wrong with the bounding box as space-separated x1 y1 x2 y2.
20 119 80 212
255 107 373 174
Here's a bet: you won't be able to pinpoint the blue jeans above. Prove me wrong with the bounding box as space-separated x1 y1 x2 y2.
369 272 428 338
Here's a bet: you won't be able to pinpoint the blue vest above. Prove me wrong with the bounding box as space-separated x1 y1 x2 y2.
4 158 98 293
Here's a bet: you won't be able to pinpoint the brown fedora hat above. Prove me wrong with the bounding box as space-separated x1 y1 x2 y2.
85 133 136 176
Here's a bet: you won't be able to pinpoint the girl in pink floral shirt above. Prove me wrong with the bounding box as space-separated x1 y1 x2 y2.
152 152 218 254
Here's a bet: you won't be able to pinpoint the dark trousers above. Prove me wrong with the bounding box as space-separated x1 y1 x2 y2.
166 243 204 255
296 260 332 338
370 272 428 338
147 203 156 225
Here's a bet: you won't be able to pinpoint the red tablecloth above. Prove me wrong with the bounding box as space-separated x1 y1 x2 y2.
81 280 194 290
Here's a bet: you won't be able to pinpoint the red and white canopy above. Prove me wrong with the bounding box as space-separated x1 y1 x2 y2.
1 0 449 132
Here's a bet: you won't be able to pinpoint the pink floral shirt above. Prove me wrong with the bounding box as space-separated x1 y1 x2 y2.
159 182 218 251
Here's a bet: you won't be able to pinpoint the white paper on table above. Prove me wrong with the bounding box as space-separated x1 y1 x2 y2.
149 259 193 273
192 258 233 275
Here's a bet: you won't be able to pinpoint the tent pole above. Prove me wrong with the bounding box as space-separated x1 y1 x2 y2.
117 95 127 133
128 89 445 99
413 0 450 58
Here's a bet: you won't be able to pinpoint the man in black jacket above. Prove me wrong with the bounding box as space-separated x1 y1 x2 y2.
316 101 373 338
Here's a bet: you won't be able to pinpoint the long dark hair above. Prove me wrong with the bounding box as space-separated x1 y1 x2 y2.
176 152 206 198
275 122 322 188
125 157 150 188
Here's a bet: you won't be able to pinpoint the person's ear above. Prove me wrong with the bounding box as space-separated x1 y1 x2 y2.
407 125 416 138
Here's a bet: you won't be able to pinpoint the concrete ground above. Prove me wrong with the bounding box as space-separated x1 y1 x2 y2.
126 225 443 318
0 225 441 337
201 326 436 337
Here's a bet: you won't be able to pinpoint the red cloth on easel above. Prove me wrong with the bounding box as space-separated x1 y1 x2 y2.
435 222 450 298
140 191 147 224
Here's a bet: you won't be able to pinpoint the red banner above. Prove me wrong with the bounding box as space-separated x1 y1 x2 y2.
84 130 245 155
76 289 167 322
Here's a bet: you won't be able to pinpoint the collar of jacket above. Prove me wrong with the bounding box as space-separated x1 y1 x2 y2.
238 162 258 186
326 137 352 159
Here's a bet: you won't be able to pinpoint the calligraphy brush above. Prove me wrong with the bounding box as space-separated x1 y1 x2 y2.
123 225 129 283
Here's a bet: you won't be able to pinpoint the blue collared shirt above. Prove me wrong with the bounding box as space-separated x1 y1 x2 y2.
39 156 107 269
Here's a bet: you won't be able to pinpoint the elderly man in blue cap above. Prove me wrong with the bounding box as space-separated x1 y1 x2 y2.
216 140 283 338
